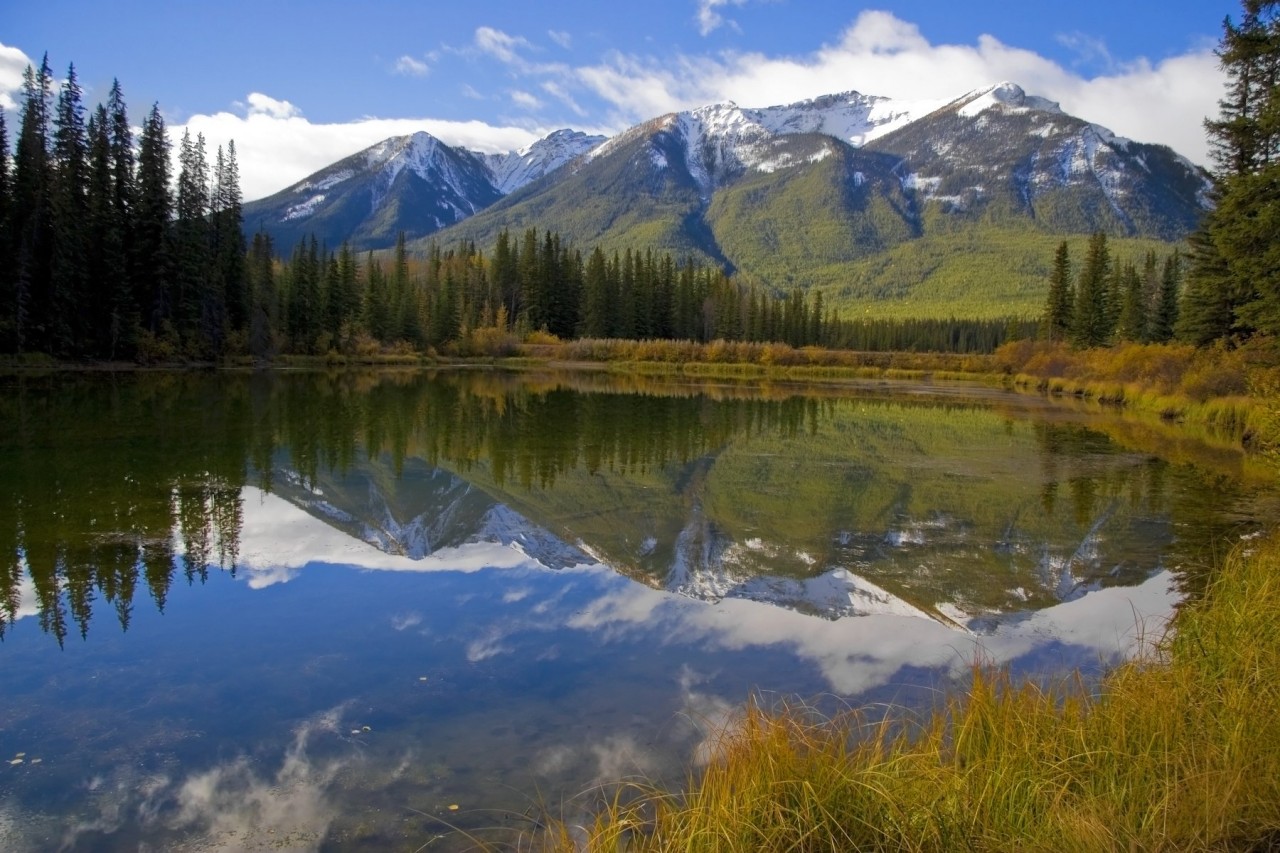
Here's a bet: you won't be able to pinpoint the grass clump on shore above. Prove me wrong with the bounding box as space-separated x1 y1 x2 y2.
553 533 1280 852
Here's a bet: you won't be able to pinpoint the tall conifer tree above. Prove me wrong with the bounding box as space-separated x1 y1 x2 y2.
135 104 172 337
13 55 55 353
50 63 89 356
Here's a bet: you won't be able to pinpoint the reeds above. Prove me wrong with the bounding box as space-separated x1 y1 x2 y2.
549 533 1280 851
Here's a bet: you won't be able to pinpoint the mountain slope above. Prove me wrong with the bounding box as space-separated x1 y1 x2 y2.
426 83 1209 307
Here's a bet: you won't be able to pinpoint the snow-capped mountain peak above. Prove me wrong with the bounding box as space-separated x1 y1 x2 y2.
955 81 1064 118
479 128 606 194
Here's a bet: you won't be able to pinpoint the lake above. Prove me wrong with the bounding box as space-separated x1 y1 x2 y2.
0 369 1270 851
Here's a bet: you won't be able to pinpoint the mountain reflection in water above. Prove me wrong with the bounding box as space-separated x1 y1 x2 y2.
0 369 1263 643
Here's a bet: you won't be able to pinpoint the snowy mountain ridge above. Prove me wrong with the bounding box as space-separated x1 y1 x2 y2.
244 79 1210 258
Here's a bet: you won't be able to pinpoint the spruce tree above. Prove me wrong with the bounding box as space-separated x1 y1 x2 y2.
13 55 55 354
1071 232 1112 348
579 246 610 338
135 104 172 338
50 63 89 356
174 130 214 354
1151 252 1182 343
212 142 246 337
1185 1 1280 340
105 80 138 357
85 105 125 358
1116 263 1146 342
0 111 13 352
1039 241 1073 342
1177 227 1238 344
246 230 276 359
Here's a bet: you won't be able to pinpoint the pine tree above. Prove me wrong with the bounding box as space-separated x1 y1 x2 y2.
175 130 215 354
579 246 610 338
1116 263 1146 342
246 230 276 358
1151 251 1182 343
1177 227 1239 344
0 110 14 352
105 80 138 357
364 251 390 342
85 105 126 358
1185 1 1280 340
13 55 55 354
1039 241 1073 342
212 141 246 337
50 63 89 356
1071 232 1112 348
135 104 172 338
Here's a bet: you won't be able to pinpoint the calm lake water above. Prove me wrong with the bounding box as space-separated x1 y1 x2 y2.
0 369 1271 851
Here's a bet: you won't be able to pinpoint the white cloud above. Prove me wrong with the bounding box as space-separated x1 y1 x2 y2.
1055 31 1118 73
575 10 1221 164
696 0 750 36
548 30 572 49
243 91 301 120
0 41 35 111
178 98 543 201
475 26 533 65
541 80 587 117
510 89 543 110
394 55 430 77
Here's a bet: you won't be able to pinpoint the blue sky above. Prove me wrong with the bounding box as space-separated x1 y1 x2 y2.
3 1 1235 200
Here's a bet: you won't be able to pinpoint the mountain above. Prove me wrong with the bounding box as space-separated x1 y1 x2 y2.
865 82 1210 240
242 81 1210 317
242 128 604 252
428 82 1209 314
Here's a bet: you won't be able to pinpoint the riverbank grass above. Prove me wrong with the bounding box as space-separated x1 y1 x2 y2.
561 534 1280 851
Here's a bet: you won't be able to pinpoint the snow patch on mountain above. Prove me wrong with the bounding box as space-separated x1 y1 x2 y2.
473 504 593 571
297 169 354 194
664 505 946 622
753 89 942 147
283 194 326 221
479 129 606 194
957 81 1063 119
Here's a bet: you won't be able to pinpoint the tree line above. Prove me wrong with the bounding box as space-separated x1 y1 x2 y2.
0 55 245 361
250 228 1030 357
251 229 850 356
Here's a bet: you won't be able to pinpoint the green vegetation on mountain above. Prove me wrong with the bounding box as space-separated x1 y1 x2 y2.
825 224 1177 320
706 143 918 290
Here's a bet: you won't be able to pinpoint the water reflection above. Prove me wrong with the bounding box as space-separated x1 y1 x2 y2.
0 369 1272 850
0 370 1267 645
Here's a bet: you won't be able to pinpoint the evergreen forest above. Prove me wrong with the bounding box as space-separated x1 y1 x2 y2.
2 0 1278 364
